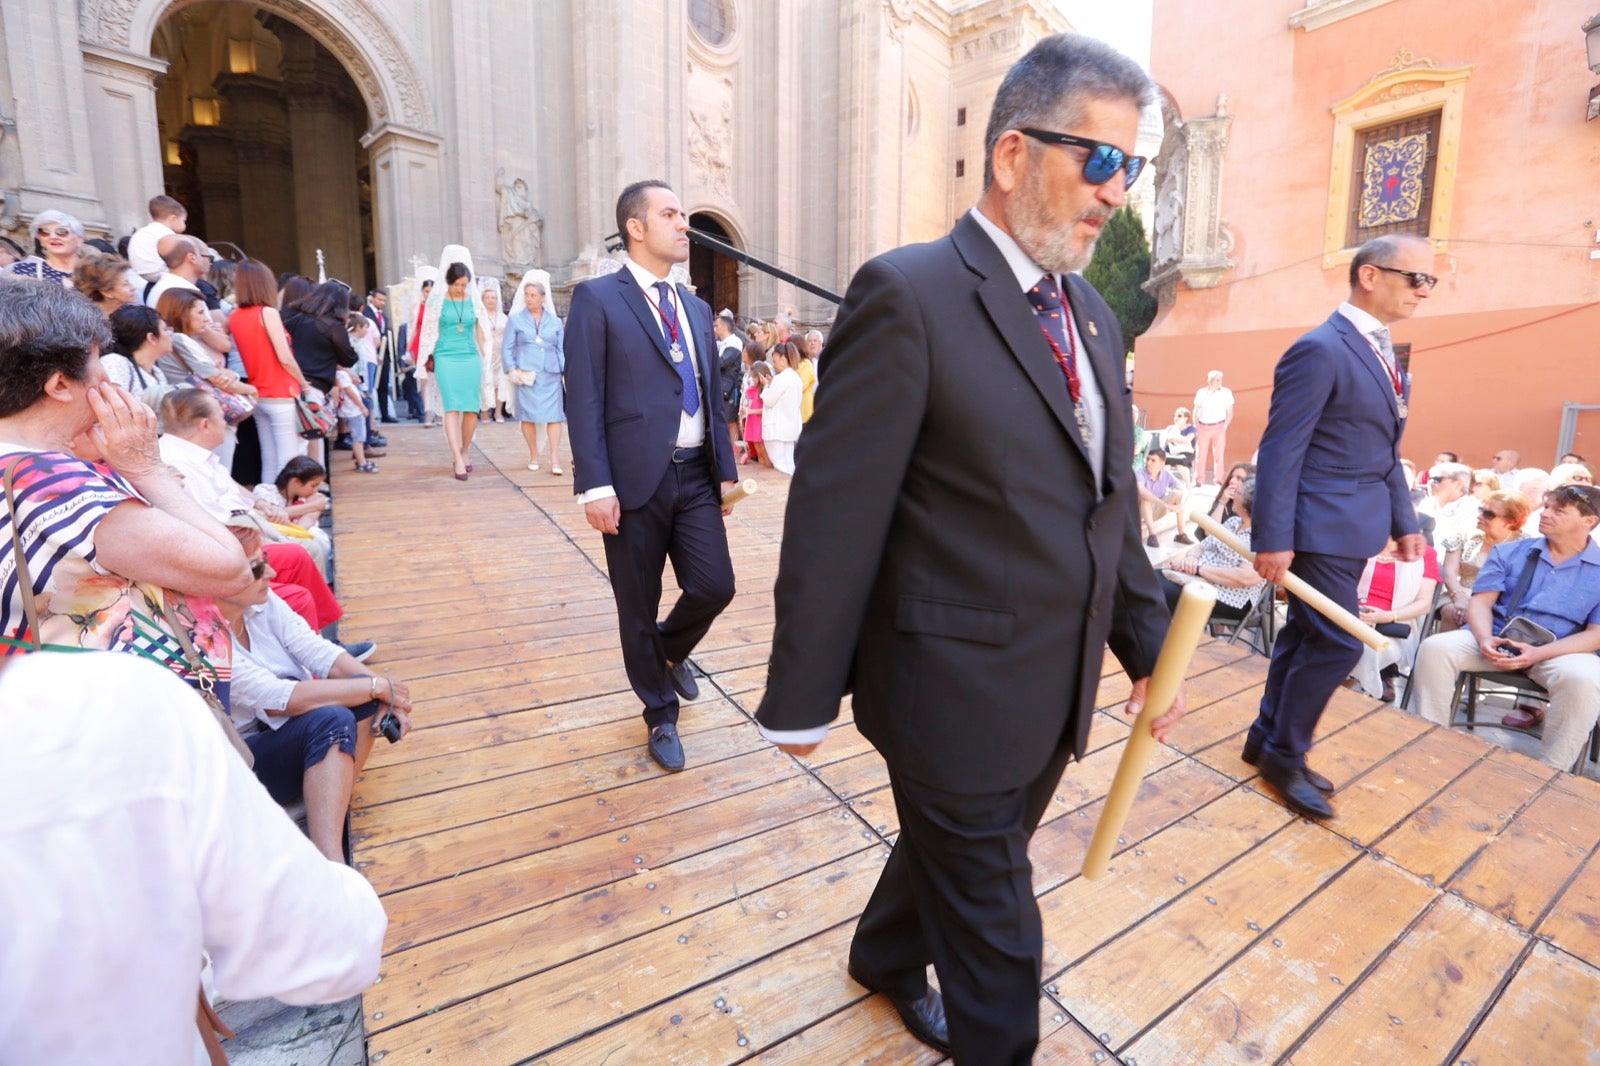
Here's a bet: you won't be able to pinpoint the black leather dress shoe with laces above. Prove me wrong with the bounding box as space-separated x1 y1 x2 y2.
1241 734 1334 793
847 966 950 1054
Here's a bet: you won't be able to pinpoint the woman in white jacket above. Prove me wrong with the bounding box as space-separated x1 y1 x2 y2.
761 341 805 475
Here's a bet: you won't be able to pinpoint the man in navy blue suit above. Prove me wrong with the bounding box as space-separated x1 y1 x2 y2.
1247 234 1432 819
564 180 739 772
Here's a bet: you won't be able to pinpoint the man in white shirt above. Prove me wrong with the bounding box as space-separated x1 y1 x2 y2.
1191 368 1234 485
563 181 740 773
145 234 211 310
126 194 188 280
0 652 386 1064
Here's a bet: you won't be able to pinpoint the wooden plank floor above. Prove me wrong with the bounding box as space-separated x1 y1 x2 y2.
336 422 1600 1065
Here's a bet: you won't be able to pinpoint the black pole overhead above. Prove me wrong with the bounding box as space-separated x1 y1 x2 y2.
686 228 844 306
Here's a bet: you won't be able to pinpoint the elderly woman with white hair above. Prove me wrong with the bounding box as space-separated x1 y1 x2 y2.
477 279 510 422
4 210 85 287
501 269 566 473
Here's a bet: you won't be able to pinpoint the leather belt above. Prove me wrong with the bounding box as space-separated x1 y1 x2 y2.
671 446 705 463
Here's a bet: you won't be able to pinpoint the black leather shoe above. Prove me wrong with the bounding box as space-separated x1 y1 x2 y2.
647 724 685 772
847 967 950 1054
1241 734 1334 794
380 416 399 424
1256 753 1335 820
667 660 700 702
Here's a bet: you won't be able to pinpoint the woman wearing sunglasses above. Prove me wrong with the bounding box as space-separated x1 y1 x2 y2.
1439 489 1529 630
3 210 84 288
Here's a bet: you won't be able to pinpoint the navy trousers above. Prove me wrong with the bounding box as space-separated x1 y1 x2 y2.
1249 551 1367 763
601 456 735 728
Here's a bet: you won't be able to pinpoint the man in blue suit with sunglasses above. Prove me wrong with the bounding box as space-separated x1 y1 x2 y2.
757 35 1181 1063
1246 234 1433 820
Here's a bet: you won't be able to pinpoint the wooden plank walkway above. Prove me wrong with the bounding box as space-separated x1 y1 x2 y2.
336 422 1600 1065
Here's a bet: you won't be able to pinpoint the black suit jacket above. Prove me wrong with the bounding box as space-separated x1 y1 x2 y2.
756 213 1169 794
564 270 738 509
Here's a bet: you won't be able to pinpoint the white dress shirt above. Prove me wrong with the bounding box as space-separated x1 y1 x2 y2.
576 256 706 506
758 208 1110 748
159 432 252 520
0 652 385 1065
228 592 346 730
127 220 175 279
145 272 201 311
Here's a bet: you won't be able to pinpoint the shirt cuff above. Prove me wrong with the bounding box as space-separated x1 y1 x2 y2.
577 485 617 506
757 722 830 746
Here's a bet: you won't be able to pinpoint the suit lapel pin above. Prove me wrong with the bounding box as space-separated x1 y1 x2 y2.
1086 320 1099 337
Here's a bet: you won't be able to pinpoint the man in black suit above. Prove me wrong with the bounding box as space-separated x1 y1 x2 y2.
565 181 740 772
363 288 399 424
1246 235 1429 819
756 35 1182 1063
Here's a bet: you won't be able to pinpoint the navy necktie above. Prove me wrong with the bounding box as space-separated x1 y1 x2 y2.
655 281 699 417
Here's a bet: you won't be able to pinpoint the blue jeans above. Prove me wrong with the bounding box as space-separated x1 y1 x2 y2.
245 700 381 804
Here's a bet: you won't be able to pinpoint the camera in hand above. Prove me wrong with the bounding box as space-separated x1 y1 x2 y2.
376 710 403 743
1494 641 1521 656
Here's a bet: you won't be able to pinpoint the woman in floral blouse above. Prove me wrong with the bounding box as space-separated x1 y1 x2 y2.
0 283 250 699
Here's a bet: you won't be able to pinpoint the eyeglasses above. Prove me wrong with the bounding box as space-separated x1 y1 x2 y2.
38 227 74 239
249 556 268 579
1548 484 1600 517
1374 265 1438 290
1016 128 1147 190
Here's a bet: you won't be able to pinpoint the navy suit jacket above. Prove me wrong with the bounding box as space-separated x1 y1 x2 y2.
564 270 738 509
1252 311 1420 559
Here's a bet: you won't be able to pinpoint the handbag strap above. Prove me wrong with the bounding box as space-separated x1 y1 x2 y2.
157 594 219 693
197 986 236 1065
4 457 43 652
1503 545 1543 616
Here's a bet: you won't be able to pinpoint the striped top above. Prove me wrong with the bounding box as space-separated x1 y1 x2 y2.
0 449 231 693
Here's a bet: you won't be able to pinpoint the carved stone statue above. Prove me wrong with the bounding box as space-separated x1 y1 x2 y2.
495 168 542 270
1150 101 1188 272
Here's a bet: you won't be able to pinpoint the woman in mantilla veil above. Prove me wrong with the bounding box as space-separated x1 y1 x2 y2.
417 244 487 480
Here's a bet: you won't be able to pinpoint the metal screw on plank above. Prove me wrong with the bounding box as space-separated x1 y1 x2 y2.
373 1013 383 1020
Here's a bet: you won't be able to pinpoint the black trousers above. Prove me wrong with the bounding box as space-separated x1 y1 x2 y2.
1249 550 1366 762
850 735 1078 1065
376 353 394 419
400 370 423 420
600 456 735 728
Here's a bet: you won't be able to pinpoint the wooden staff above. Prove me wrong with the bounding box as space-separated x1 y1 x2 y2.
1189 511 1389 652
1082 581 1216 880
721 479 759 508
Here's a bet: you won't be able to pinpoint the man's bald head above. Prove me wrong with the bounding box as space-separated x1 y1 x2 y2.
159 235 200 269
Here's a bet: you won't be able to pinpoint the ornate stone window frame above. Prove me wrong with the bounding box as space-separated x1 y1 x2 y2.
687 0 739 65
1288 0 1403 33
1321 55 1471 268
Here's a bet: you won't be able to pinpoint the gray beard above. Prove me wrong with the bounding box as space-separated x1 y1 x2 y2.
1004 169 1100 275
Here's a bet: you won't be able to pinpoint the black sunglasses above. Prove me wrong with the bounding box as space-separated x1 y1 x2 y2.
249 556 268 580
1016 128 1147 189
1374 265 1438 290
1479 507 1501 520
1549 484 1600 517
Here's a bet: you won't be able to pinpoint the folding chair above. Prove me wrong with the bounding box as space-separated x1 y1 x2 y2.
1211 582 1278 656
1398 584 1452 710
1449 669 1600 775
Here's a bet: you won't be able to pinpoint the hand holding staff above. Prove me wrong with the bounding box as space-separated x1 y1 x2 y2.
1189 511 1390 652
1082 581 1215 880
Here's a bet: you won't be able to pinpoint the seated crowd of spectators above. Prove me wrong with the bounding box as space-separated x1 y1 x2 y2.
0 202 404 1055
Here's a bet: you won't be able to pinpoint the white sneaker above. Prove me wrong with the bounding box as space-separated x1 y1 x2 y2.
527 461 540 471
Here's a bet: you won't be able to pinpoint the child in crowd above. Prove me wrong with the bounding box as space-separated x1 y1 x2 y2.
333 361 378 473
253 455 332 566
126 195 188 281
742 355 771 468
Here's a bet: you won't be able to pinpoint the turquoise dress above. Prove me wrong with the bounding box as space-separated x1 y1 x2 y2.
433 298 481 412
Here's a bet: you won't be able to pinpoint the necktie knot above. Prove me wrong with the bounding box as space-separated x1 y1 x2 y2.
1027 274 1064 315
1371 326 1394 359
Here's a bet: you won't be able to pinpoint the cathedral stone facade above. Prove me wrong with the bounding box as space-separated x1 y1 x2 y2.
4 0 1067 319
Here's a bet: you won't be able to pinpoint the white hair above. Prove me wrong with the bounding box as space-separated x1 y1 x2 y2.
29 210 84 240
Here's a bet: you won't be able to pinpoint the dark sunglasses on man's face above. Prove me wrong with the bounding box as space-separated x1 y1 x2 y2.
1016 128 1147 190
1374 265 1438 290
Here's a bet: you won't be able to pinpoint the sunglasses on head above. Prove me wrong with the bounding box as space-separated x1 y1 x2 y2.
1016 128 1147 189
1549 484 1600 517
1374 265 1438 290
38 227 74 239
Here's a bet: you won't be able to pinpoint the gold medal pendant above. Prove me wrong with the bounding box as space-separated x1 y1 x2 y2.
1396 399 1408 419
457 324 465 333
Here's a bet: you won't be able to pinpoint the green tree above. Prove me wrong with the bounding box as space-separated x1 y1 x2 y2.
1084 205 1157 350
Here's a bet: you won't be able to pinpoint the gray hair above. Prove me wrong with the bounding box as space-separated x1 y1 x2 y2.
1237 477 1256 515
804 329 823 343
774 312 792 330
29 210 85 241
1348 234 1430 288
982 33 1153 188
1429 462 1473 488
0 281 112 418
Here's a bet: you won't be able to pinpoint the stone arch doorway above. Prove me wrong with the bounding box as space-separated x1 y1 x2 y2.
79 0 443 286
152 2 373 286
689 211 742 319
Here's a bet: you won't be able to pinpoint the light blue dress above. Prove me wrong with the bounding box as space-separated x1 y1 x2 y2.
501 307 565 423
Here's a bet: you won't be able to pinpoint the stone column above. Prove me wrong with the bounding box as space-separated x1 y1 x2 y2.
279 29 363 283
0 0 108 228
361 123 444 285
79 45 167 237
215 73 298 273
179 124 244 250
